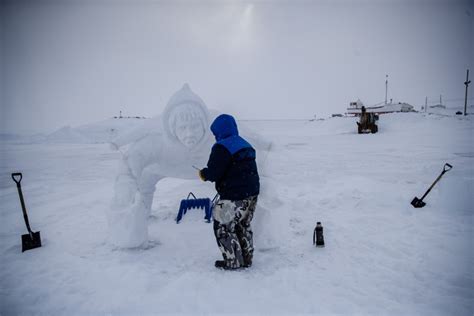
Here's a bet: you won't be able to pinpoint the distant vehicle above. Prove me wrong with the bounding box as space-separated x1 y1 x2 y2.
356 106 379 134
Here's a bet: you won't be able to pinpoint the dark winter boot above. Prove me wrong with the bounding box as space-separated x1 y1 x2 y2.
215 260 226 269
215 260 241 270
242 256 252 268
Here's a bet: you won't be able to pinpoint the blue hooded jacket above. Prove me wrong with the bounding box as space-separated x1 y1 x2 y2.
201 114 260 200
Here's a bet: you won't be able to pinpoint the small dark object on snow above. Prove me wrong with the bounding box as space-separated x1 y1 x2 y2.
313 222 325 247
411 163 452 208
456 111 463 115
11 173 42 252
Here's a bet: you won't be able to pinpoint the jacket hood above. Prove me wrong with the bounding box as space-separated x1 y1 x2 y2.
210 114 239 141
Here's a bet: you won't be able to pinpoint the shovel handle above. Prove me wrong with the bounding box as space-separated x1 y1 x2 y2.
11 172 34 235
12 173 22 184
443 163 453 173
186 192 197 200
419 163 453 201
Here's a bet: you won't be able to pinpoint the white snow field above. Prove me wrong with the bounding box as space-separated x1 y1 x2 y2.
1 112 473 315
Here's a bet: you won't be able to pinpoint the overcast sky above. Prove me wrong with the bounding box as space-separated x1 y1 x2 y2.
1 0 473 134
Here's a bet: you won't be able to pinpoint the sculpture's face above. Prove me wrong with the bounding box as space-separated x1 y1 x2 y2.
175 116 205 148
170 103 206 149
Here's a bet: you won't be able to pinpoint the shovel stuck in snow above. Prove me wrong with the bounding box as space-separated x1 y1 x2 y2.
411 163 452 208
11 173 42 252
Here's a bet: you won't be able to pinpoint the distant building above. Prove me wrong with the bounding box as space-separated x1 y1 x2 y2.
347 76 415 115
346 99 414 116
430 95 446 109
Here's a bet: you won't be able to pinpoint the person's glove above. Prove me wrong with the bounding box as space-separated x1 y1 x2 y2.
198 169 205 181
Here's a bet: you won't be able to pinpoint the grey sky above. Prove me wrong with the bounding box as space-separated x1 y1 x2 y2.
1 0 473 134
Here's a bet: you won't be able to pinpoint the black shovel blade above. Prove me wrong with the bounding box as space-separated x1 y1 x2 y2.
21 231 42 252
411 197 426 208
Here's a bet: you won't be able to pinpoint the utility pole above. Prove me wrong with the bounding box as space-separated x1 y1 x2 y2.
385 74 388 105
425 96 428 112
464 69 470 116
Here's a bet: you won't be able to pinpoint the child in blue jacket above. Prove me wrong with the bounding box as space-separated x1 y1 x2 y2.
199 114 260 270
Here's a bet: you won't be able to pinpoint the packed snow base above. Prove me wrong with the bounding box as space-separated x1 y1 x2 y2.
1 113 473 315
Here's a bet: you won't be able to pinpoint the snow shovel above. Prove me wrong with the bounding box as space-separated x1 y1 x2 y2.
11 173 42 252
411 163 452 208
176 192 218 223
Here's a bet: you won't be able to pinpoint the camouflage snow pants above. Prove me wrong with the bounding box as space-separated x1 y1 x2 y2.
213 195 258 269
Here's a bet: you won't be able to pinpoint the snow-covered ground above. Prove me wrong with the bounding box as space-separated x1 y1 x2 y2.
1 112 473 315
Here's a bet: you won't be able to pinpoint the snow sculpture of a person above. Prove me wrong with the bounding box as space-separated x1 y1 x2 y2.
108 84 215 248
